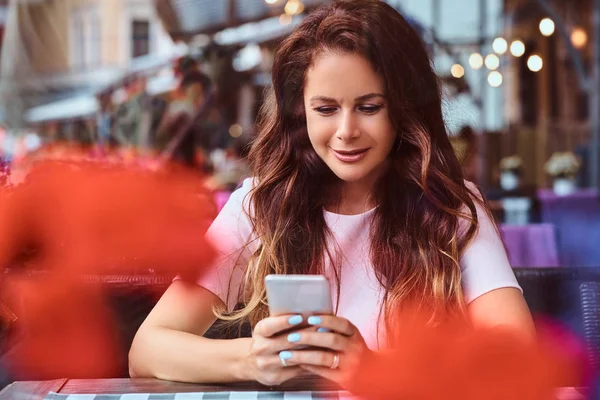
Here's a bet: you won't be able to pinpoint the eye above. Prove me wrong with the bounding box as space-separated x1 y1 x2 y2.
313 106 338 115
357 104 384 114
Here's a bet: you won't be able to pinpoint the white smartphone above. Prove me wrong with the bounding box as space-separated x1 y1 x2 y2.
264 274 333 317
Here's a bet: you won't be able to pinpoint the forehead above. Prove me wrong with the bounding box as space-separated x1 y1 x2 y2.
304 51 384 99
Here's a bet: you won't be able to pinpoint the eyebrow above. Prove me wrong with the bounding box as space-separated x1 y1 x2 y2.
310 93 386 103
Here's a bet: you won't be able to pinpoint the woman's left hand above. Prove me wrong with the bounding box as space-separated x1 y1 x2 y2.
277 315 370 387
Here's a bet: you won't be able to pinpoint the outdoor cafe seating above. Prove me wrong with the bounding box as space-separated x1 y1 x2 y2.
1 265 599 398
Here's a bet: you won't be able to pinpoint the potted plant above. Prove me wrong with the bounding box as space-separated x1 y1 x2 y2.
499 155 523 191
544 152 581 196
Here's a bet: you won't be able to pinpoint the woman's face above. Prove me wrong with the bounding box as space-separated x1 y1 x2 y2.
303 51 396 186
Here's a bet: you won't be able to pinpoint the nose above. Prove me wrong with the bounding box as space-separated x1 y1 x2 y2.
335 110 361 142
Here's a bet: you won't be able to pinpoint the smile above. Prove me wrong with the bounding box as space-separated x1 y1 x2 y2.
332 148 370 163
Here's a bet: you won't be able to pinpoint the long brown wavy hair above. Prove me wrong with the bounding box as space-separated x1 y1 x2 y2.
217 0 481 337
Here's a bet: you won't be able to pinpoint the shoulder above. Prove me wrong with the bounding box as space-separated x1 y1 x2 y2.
209 178 256 232
463 180 484 203
459 180 506 270
458 180 490 239
203 178 259 266
228 177 256 207
459 182 520 303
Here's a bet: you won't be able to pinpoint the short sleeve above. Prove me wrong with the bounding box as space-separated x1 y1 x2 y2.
195 178 258 311
460 182 522 304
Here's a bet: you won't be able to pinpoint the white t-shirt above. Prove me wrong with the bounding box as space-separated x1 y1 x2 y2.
197 178 521 349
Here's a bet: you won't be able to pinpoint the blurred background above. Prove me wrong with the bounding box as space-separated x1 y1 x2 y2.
0 0 599 392
0 0 597 267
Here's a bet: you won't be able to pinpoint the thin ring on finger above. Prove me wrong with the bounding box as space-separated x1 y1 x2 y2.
330 353 340 369
280 356 288 367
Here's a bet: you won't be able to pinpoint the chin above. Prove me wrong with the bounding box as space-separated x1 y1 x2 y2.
329 167 371 183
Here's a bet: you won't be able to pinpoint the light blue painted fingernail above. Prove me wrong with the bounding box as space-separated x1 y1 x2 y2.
317 327 329 333
287 332 301 343
307 316 322 325
279 351 293 360
288 315 303 325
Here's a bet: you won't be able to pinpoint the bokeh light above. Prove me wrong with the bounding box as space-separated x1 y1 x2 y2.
493 37 508 55
451 64 465 78
468 53 484 70
527 55 543 72
571 27 588 49
488 71 503 87
510 40 526 57
279 13 292 25
539 18 555 36
229 124 243 138
284 0 304 16
485 54 500 70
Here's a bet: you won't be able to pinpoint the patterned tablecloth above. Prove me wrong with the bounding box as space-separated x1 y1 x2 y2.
45 391 359 400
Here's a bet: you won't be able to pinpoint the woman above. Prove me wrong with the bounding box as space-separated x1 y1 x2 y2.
129 0 534 389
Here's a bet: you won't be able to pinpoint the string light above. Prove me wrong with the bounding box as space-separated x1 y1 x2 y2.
265 0 278 4
279 13 292 25
488 71 503 87
571 27 588 49
229 124 243 138
510 40 526 57
492 37 508 55
527 55 543 72
451 64 465 78
468 53 484 70
539 18 555 36
284 0 304 16
485 54 500 70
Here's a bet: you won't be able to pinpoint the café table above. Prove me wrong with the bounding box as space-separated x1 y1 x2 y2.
537 189 600 266
0 377 588 400
0 376 350 400
500 223 560 267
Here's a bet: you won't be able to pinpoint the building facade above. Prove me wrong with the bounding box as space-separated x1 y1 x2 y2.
0 0 177 128
502 0 594 186
391 0 506 134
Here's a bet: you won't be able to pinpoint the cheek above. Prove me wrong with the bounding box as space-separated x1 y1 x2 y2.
306 116 334 147
368 117 396 150
381 128 397 151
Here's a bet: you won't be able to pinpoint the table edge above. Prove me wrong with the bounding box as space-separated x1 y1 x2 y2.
0 378 68 400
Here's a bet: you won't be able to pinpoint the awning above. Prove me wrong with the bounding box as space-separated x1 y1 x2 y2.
156 0 329 41
25 72 178 123
26 95 99 123
157 0 427 46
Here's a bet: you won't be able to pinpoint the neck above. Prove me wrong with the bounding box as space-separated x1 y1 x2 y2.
332 160 390 215
335 181 375 215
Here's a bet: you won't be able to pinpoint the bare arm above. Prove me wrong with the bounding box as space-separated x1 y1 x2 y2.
128 280 253 383
468 287 536 341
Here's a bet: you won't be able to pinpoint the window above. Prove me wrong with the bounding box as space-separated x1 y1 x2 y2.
71 7 102 68
72 11 86 68
518 41 538 126
131 20 150 58
89 11 101 66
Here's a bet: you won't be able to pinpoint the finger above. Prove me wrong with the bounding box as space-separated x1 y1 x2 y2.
300 364 340 382
283 330 348 352
254 314 305 338
258 366 306 387
276 366 308 385
279 349 339 368
256 352 304 371
257 350 325 371
306 315 356 336
261 326 326 354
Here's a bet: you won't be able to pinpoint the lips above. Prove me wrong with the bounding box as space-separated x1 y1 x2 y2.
332 148 370 163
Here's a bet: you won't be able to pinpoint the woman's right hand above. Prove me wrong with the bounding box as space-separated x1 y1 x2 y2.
245 314 309 386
